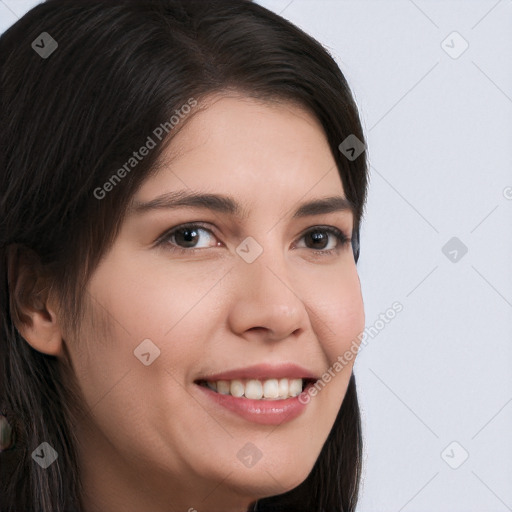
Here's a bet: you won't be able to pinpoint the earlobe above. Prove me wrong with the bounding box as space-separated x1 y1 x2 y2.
15 303 64 358
6 244 64 358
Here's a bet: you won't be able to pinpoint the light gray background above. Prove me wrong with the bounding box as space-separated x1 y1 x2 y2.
2 1 511 510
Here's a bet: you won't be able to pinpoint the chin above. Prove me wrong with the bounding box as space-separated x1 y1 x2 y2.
229 458 313 498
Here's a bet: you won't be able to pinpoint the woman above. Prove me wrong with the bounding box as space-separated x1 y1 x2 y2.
0 1 369 511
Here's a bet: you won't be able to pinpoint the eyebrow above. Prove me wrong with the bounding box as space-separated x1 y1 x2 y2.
128 190 354 219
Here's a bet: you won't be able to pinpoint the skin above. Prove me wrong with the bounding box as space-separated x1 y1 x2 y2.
17 94 365 512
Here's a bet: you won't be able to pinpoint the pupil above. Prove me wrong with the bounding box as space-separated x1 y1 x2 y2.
308 231 327 249
177 228 198 247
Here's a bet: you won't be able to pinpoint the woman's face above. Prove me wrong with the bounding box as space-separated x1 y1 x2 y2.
67 94 365 512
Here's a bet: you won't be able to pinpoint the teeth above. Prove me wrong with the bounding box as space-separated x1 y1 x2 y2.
289 378 302 396
245 380 263 399
230 380 244 397
278 378 288 397
203 378 305 400
216 381 229 394
263 379 279 399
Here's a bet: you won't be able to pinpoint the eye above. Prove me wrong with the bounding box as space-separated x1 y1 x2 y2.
156 223 219 254
294 226 351 256
156 223 351 257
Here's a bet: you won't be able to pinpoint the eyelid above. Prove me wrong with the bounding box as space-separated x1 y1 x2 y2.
293 225 351 251
155 222 351 255
153 221 216 248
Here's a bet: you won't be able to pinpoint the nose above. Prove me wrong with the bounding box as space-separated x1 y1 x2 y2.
227 243 309 343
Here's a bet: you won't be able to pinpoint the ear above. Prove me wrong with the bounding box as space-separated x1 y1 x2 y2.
6 244 64 358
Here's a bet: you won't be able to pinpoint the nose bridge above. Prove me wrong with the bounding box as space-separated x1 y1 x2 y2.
228 230 307 340
239 228 293 297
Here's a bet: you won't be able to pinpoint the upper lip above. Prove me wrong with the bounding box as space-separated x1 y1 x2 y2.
195 363 320 382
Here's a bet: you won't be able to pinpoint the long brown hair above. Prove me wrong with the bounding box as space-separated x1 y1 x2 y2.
0 1 368 510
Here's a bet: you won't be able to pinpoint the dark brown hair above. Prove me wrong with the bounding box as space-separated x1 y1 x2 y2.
0 1 368 510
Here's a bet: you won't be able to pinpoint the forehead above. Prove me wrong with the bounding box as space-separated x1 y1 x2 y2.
130 94 350 217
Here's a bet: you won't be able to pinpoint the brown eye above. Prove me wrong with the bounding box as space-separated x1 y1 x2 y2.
304 230 330 250
173 226 201 248
156 223 350 257
296 226 350 255
159 223 219 253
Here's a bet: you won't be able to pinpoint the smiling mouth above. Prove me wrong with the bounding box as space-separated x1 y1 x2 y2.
194 377 316 401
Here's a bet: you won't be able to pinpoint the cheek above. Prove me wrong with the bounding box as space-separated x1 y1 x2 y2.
70 257 225 394
86 252 225 340
306 266 365 358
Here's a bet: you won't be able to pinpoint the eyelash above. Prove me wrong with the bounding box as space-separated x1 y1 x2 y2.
156 222 351 257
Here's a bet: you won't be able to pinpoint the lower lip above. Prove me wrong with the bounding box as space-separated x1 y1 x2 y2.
194 383 313 426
